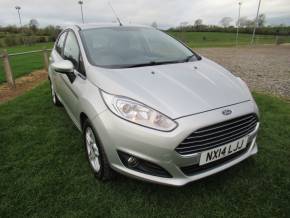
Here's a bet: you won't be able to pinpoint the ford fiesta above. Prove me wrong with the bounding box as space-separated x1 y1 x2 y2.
48 23 259 186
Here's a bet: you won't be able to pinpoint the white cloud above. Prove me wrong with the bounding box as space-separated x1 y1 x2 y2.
0 0 289 28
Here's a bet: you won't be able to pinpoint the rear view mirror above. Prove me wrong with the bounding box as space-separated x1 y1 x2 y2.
52 60 74 74
52 60 76 83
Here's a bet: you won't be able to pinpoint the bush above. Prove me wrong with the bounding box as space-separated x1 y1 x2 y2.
0 35 52 47
169 26 290 36
276 36 289 45
4 36 17 47
0 39 6 48
0 25 61 47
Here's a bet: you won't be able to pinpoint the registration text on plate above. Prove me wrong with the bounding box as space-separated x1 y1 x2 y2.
199 136 248 166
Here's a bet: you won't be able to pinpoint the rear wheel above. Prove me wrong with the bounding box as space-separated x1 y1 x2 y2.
83 119 115 181
49 79 62 107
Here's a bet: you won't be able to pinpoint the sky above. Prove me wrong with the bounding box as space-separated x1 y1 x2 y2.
0 0 289 29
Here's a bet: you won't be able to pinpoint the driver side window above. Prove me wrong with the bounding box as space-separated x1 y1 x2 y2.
56 31 67 55
63 31 80 71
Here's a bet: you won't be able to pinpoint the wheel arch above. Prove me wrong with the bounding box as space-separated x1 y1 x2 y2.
80 112 89 131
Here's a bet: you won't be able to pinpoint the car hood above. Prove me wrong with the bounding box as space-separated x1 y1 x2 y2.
88 57 251 119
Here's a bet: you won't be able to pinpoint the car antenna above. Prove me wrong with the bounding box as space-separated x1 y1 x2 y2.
108 2 123 26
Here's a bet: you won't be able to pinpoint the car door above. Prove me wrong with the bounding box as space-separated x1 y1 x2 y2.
50 31 67 97
58 30 87 125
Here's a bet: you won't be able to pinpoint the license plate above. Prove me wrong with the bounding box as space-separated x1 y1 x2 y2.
199 136 248 166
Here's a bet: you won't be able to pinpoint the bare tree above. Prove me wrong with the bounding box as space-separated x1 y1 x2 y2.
246 20 255 28
194 19 203 27
237 17 254 28
29 19 39 32
257 14 266 27
237 17 247 27
220 17 233 27
179 22 188 32
180 22 188 27
151 21 158 29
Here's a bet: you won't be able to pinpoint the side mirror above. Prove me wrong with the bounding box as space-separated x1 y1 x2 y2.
52 60 74 74
52 60 76 83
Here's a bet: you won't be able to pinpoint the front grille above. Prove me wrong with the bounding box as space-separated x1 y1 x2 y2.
176 114 258 155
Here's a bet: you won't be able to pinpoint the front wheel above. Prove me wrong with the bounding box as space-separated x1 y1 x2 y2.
83 119 115 181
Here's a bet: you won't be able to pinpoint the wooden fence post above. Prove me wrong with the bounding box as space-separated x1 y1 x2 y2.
2 49 15 89
43 49 49 71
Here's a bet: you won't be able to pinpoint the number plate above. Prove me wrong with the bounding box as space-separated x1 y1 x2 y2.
199 136 248 166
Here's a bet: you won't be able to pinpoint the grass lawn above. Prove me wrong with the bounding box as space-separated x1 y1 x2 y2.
0 42 53 83
168 32 290 48
0 82 290 217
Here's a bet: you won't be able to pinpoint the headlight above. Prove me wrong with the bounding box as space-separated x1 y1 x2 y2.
101 91 177 131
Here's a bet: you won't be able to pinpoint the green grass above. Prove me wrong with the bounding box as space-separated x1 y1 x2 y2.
0 42 53 83
0 82 290 217
169 32 290 48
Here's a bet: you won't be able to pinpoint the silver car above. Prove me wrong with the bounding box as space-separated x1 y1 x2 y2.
48 23 259 186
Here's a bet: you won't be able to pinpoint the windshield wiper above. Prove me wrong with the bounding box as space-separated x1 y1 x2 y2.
123 55 200 68
125 60 182 68
183 54 196 62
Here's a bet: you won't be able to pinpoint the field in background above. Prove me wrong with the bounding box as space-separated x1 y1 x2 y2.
0 42 53 83
169 32 290 47
0 82 289 217
0 32 289 83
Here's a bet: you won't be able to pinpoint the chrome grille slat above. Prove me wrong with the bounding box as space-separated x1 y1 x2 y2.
177 126 254 150
175 114 258 155
181 120 257 145
194 115 255 134
185 117 257 140
176 127 255 154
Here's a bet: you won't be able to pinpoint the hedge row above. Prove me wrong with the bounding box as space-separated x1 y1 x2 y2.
169 26 290 36
0 35 56 48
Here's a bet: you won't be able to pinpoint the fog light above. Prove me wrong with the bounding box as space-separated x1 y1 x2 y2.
127 156 139 167
118 151 172 178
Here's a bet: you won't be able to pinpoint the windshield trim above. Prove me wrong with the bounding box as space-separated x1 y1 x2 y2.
79 27 201 69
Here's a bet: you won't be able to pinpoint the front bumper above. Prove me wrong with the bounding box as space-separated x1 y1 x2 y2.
92 100 259 186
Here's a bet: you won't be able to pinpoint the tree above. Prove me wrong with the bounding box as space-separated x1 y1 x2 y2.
257 14 266 27
237 16 254 28
245 19 255 28
179 22 188 28
180 22 188 26
29 19 39 32
220 17 233 27
151 22 158 29
194 19 203 27
237 17 247 27
178 22 188 32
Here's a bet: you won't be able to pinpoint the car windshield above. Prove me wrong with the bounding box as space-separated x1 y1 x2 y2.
80 27 198 68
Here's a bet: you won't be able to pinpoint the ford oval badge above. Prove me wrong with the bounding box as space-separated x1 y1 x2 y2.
222 109 232 116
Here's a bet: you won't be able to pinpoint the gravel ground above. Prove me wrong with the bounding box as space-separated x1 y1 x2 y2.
1 45 289 103
196 45 290 100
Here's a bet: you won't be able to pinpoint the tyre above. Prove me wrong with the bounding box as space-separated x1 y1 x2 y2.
49 79 62 107
83 119 115 181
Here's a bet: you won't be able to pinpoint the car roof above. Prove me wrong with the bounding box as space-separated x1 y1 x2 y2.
67 23 153 31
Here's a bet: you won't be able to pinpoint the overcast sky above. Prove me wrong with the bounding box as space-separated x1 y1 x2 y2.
0 0 289 28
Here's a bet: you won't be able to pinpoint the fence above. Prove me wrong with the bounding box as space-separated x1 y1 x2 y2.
0 49 51 89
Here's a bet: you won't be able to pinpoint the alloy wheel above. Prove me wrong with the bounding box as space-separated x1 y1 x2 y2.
85 127 101 172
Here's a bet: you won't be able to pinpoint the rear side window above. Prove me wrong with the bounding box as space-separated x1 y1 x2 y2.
63 31 80 69
56 31 67 55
